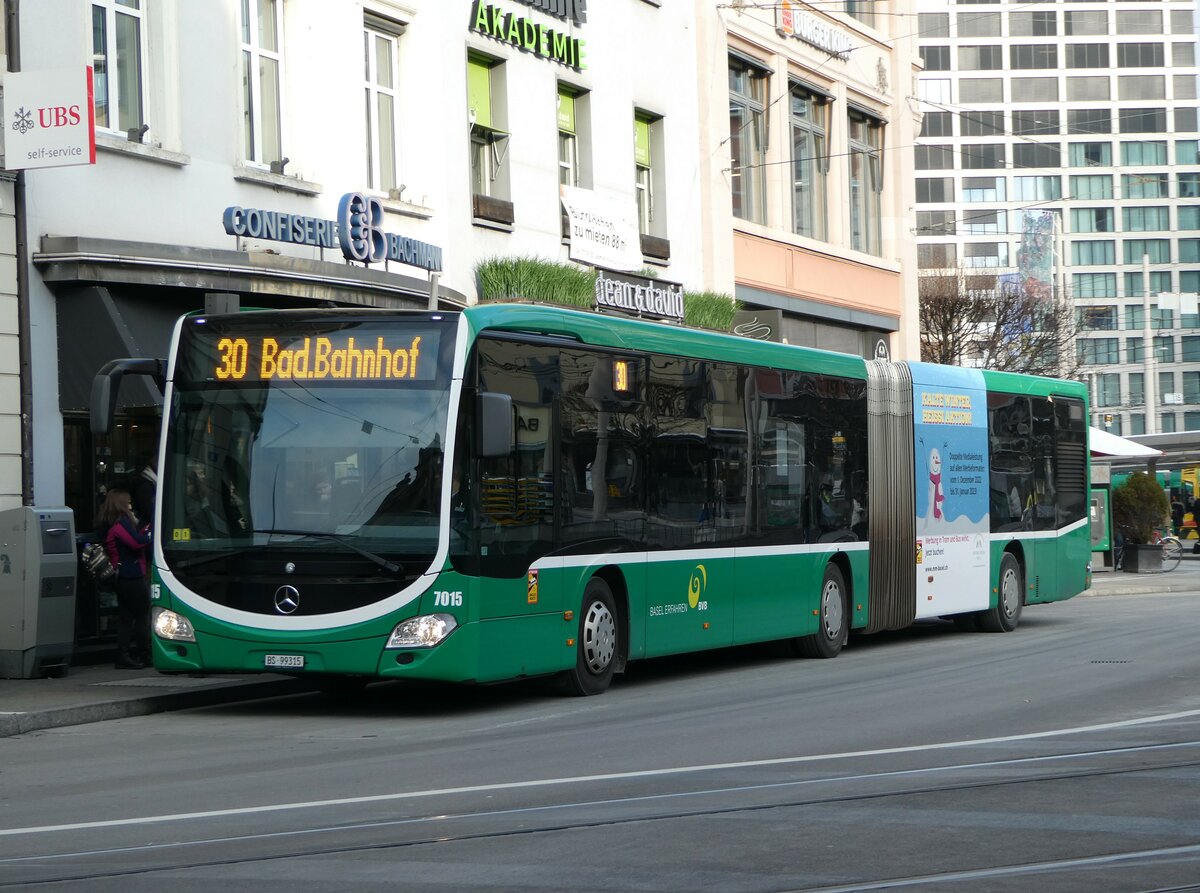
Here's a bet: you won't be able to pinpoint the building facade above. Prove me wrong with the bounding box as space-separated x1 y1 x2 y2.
696 0 921 360
914 0 1200 434
0 0 919 654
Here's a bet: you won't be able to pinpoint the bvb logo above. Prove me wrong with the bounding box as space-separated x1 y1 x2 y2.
687 564 707 609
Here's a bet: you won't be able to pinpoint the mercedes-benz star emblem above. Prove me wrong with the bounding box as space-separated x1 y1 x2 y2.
274 585 300 615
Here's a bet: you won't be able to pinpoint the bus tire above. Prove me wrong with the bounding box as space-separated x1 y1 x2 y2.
980 552 1023 633
561 577 619 696
794 563 848 659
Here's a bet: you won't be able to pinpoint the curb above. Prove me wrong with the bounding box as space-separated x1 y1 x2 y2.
1089 577 1200 597
0 677 317 738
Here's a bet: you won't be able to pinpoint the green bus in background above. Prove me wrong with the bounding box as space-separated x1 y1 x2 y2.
92 305 1091 695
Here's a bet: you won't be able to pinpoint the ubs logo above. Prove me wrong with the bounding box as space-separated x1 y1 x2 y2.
274 585 300 615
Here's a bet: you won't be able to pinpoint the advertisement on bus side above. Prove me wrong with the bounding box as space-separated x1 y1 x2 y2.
910 363 990 618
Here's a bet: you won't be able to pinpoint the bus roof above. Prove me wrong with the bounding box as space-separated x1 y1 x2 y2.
462 303 869 379
980 368 1088 400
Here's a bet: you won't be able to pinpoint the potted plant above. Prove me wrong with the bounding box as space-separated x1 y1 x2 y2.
1111 472 1170 573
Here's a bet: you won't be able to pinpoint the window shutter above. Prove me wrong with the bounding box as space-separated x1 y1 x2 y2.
467 59 492 129
634 117 651 167
557 88 576 134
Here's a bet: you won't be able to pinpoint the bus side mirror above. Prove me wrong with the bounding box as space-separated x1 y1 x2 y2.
90 358 166 435
477 392 513 458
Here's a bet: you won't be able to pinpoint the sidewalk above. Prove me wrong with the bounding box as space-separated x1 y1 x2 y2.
0 664 317 738
1089 550 1200 597
1 564 1195 739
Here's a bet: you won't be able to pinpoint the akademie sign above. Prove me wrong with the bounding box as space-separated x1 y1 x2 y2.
4 67 96 171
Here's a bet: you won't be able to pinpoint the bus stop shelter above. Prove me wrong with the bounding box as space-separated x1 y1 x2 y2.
1089 427 1164 571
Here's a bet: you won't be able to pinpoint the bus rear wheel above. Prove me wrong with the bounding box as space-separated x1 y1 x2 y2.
560 577 619 696
793 564 848 659
979 552 1023 633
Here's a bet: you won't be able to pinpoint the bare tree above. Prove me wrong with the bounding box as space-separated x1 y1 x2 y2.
918 269 996 366
919 268 1080 378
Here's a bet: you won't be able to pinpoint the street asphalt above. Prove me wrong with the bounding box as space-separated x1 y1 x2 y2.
1 561 1195 738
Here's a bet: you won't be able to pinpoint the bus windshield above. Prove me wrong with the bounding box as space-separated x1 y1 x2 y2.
161 314 457 580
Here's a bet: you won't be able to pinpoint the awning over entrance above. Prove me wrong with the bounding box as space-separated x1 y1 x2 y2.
1089 426 1164 459
55 285 178 413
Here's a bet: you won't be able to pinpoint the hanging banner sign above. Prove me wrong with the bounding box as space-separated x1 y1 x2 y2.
561 185 642 272
4 67 96 170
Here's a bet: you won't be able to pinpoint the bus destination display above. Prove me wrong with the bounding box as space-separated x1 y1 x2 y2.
208 332 440 382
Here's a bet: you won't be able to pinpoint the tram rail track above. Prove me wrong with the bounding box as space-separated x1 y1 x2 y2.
5 739 1200 889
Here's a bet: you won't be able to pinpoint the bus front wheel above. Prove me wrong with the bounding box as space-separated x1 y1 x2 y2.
980 553 1023 633
561 577 619 696
793 563 848 659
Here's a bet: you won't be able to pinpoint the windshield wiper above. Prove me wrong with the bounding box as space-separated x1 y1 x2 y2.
175 548 257 571
251 528 404 575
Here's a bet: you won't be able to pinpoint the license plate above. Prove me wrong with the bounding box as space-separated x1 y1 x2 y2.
264 654 305 669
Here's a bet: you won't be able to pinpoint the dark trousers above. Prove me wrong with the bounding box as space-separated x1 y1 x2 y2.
115 575 151 658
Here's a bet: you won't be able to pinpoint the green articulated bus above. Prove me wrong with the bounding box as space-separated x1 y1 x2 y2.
91 304 1091 695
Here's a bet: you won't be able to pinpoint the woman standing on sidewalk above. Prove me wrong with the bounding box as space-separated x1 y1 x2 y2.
95 488 152 669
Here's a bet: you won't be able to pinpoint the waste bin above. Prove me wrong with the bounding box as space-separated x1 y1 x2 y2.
0 507 77 678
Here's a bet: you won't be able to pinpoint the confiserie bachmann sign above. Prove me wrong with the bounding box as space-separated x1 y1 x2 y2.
594 269 684 322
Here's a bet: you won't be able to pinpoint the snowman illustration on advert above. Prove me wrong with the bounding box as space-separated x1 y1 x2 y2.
927 446 945 523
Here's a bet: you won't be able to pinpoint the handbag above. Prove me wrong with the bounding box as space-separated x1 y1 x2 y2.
82 542 117 584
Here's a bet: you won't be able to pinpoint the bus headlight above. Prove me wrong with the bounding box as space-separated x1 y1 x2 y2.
386 614 457 648
153 607 197 643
